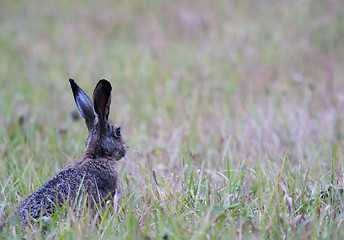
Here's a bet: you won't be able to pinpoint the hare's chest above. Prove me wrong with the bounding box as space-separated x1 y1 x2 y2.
84 162 119 197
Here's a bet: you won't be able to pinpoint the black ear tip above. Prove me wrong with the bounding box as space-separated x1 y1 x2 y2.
98 79 111 85
97 79 112 90
69 78 77 88
69 79 79 95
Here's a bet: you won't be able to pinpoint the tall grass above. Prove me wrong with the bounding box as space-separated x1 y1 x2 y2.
1 0 344 238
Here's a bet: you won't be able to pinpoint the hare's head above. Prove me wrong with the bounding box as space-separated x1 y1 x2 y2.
69 79 127 160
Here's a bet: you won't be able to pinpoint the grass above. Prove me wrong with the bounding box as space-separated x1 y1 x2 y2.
1 0 344 239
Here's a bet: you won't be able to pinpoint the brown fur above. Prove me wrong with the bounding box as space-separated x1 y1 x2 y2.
13 79 127 226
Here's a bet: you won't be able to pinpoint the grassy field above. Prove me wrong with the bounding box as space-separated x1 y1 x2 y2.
1 0 344 239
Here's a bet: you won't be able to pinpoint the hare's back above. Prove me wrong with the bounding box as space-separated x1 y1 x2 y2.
14 168 86 223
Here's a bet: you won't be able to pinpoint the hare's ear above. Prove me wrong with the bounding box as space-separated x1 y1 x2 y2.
69 78 95 131
93 79 112 123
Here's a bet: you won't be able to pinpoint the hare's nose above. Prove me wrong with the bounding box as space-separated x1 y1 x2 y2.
120 147 127 157
116 145 127 161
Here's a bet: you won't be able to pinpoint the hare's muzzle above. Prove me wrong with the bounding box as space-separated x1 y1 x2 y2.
116 144 128 161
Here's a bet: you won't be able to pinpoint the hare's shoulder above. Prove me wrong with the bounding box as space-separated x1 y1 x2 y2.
66 157 117 173
67 158 119 192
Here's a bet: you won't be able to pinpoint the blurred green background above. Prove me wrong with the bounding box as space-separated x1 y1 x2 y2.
1 0 343 165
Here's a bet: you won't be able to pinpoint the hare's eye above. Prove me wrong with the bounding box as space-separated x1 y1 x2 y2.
114 127 121 137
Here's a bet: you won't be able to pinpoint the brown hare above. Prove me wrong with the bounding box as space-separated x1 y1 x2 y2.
13 79 127 226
